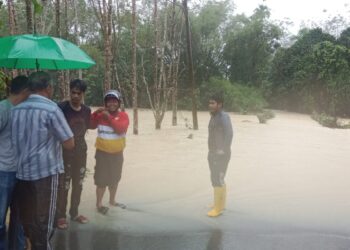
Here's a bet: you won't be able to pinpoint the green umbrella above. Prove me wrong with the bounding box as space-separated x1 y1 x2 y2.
0 34 96 70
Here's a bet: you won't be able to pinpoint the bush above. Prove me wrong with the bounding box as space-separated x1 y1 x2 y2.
311 112 338 128
257 110 275 124
199 77 267 113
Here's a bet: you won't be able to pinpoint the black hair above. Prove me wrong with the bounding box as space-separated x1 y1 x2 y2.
210 92 224 105
70 79 87 92
28 71 51 92
10 75 29 94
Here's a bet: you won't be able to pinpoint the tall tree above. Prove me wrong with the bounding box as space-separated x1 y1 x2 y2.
131 0 138 134
55 0 68 100
142 0 177 129
89 0 113 92
7 0 17 35
223 5 282 87
183 0 198 130
25 0 33 33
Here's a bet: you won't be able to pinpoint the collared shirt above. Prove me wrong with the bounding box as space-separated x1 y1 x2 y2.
0 99 16 172
11 94 73 181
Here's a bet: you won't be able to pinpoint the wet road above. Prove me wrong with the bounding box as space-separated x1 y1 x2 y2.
52 110 350 250
53 226 350 250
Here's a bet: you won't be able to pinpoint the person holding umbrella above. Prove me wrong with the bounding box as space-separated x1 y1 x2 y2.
11 71 74 250
90 90 129 215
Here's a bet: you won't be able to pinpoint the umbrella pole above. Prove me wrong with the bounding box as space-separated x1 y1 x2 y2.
36 59 39 71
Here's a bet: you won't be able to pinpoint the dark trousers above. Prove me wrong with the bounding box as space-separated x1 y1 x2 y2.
57 152 87 219
208 152 231 187
0 171 24 250
17 174 59 250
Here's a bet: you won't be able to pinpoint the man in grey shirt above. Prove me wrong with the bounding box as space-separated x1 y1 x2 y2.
207 93 233 217
0 75 29 250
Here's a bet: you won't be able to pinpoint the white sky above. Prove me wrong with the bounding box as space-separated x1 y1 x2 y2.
233 0 350 34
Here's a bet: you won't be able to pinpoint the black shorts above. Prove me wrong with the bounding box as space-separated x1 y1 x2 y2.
94 150 124 188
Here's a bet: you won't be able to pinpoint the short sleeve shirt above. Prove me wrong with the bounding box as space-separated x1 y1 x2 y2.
0 99 16 172
58 100 91 153
11 94 73 180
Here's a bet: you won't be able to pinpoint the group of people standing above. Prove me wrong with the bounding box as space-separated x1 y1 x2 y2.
0 71 233 250
0 71 129 250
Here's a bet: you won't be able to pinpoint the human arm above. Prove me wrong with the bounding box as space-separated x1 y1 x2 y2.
221 113 233 153
50 107 75 149
106 111 129 134
89 107 104 129
62 137 75 150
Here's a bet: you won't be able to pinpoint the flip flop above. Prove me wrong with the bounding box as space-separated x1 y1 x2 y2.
71 215 89 224
57 218 68 230
110 202 127 209
97 206 109 215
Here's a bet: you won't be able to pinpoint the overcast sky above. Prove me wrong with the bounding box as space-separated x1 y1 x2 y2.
233 0 350 34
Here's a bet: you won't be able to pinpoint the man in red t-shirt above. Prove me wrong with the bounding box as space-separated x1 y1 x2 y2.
90 90 129 215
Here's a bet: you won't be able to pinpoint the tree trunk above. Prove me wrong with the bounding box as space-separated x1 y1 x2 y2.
63 0 70 99
103 0 113 92
155 117 162 129
7 0 17 35
7 0 18 77
153 0 159 111
171 0 177 126
56 0 65 100
25 0 33 33
183 0 198 130
89 0 113 92
72 0 83 79
131 0 138 135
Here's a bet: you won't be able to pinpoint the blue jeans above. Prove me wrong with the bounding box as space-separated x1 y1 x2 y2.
0 171 25 250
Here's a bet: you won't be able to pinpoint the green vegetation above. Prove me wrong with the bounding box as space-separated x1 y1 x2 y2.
257 110 275 124
1 1 350 129
199 77 267 113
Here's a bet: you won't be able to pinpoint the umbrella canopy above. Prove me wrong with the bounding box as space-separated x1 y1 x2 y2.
0 34 96 70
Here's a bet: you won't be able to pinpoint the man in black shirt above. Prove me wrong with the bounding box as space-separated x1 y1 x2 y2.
56 79 91 229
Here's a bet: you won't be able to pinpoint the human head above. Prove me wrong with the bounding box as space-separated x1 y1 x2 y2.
208 93 224 114
28 71 53 99
104 90 121 113
10 75 29 95
69 79 87 106
9 75 30 104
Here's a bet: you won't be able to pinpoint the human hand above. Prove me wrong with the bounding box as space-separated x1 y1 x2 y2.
101 110 110 120
95 107 105 114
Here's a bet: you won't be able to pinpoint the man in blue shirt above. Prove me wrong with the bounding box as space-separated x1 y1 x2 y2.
207 93 233 217
0 75 29 250
11 71 74 250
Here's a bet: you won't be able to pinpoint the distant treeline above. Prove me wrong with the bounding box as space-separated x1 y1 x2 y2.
1 1 350 117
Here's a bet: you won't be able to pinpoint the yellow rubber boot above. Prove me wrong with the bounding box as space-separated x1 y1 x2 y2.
222 184 226 209
209 185 226 209
207 186 225 217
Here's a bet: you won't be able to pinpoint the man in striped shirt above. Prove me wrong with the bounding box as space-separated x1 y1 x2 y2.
11 71 74 250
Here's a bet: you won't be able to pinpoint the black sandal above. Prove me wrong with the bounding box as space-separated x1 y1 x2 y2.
97 206 109 215
110 202 127 209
